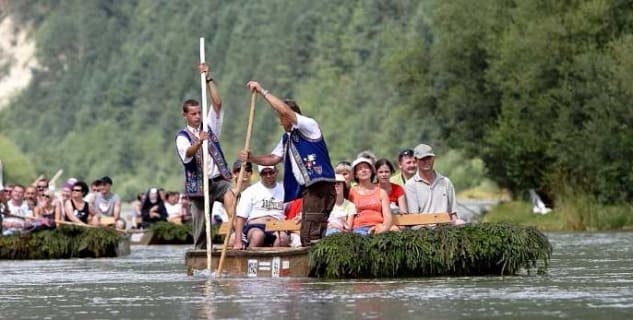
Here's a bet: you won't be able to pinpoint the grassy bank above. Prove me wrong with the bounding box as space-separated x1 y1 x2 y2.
483 198 633 232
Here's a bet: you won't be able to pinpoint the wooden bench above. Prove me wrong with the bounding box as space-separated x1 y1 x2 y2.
391 213 453 226
99 216 116 226
216 213 452 235
217 219 300 235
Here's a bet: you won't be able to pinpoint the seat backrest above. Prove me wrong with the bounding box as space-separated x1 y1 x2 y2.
392 213 452 226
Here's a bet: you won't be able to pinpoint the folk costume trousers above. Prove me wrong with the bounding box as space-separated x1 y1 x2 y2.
300 181 336 247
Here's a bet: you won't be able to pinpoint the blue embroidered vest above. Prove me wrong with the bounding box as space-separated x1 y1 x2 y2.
282 128 335 202
176 127 231 197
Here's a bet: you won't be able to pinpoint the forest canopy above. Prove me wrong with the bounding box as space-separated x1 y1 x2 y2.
1 0 632 204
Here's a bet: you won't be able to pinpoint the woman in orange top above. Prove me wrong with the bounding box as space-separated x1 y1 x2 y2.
348 157 393 235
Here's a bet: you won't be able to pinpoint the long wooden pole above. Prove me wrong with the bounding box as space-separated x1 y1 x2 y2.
48 169 64 189
199 37 213 271
55 220 127 233
216 91 257 275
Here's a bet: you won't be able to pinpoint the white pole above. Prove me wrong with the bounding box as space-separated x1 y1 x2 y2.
199 37 212 272
0 160 4 189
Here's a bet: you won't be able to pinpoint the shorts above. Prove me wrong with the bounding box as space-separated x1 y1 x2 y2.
352 226 373 236
242 223 277 246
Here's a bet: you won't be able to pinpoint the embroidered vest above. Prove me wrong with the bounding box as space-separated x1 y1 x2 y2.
282 128 335 202
176 127 231 197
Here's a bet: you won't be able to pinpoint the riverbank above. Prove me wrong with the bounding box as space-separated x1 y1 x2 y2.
482 200 633 232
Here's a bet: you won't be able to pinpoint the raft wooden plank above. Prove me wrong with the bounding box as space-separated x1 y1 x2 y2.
217 220 301 235
392 213 452 226
185 247 311 277
218 222 230 235
99 216 115 226
265 220 301 232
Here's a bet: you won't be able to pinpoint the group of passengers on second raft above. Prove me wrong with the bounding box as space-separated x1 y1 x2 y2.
226 144 465 249
0 175 196 236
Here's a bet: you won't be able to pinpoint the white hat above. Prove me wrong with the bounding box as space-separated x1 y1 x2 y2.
335 174 346 182
351 157 375 172
257 165 276 173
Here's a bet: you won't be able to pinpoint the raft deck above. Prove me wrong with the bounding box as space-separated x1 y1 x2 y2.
185 246 311 277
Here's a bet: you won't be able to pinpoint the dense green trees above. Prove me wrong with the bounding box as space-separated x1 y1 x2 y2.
1 0 632 205
393 0 633 204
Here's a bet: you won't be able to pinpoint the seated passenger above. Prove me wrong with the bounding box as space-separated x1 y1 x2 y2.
33 189 60 227
404 144 465 226
233 165 287 249
325 174 357 236
7 184 33 218
334 161 353 195
349 158 394 235
140 188 168 228
375 158 407 214
164 191 182 223
65 181 96 225
284 198 303 248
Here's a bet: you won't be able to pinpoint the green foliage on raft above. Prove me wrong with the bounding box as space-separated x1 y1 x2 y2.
309 223 552 278
146 222 222 244
0 225 123 259
147 222 192 244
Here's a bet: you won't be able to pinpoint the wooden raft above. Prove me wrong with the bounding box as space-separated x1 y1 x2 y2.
186 213 453 277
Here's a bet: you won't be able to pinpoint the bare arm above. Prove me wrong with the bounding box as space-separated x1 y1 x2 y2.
239 150 282 166
379 189 393 232
246 81 297 125
397 194 408 214
199 63 222 114
54 201 62 222
113 199 121 221
65 201 85 224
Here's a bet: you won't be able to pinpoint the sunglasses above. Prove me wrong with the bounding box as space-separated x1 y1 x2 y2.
37 186 48 190
43 195 51 198
398 149 414 160
260 170 276 176
72 189 83 192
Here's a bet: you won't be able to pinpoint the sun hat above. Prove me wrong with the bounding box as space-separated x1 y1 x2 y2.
351 157 375 172
335 174 346 182
351 157 376 183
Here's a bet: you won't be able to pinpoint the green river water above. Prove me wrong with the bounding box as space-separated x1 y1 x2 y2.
1 232 631 319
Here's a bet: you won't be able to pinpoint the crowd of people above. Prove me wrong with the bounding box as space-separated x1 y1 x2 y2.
1 62 464 246
0 175 196 236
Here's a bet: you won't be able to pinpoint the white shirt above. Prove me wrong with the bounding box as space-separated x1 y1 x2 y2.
8 200 32 218
327 199 357 228
176 107 224 178
165 202 182 218
236 181 285 221
404 171 457 215
271 114 321 185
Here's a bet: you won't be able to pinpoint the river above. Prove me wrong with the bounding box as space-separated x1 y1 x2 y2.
1 232 632 319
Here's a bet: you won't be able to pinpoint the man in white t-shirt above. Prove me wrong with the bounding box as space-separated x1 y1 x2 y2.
233 165 287 248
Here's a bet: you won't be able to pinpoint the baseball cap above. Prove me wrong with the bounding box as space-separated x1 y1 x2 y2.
232 160 253 172
413 144 435 159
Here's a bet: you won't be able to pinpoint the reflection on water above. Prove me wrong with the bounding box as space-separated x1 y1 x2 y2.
1 233 633 319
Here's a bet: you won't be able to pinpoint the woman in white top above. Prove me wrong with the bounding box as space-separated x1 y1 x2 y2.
325 174 357 236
